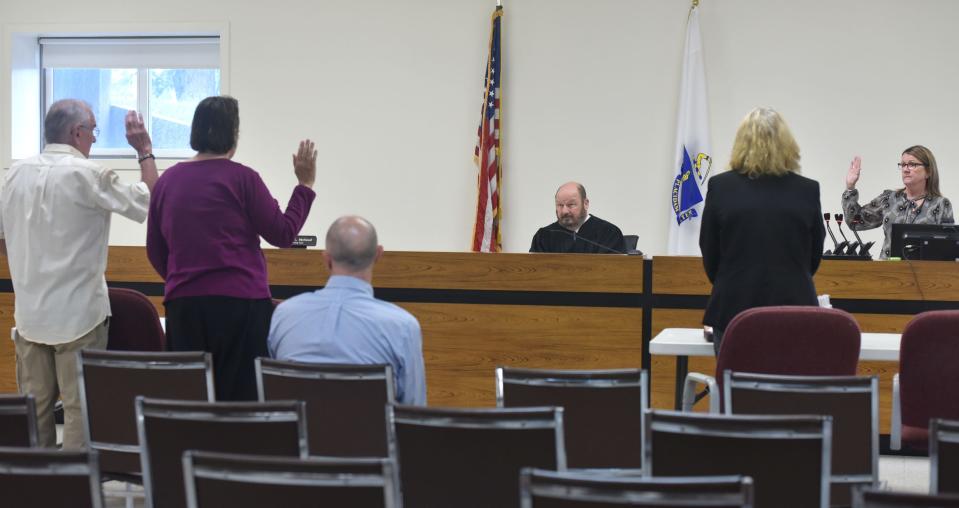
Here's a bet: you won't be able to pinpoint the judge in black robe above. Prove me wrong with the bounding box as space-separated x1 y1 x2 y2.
529 181 627 254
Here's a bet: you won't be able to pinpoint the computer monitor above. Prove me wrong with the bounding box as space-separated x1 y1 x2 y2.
890 223 959 261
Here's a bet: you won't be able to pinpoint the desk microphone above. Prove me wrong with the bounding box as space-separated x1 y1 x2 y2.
823 213 841 254
848 215 875 257
836 213 861 254
547 228 629 255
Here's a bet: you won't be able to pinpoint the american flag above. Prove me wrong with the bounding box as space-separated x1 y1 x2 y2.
471 6 503 253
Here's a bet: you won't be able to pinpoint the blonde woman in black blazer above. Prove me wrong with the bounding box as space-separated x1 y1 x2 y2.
699 107 826 355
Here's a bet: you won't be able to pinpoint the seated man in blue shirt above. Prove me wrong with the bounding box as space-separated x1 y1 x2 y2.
267 215 427 405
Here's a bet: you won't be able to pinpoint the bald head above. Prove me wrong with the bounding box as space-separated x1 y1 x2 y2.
325 216 380 274
555 181 587 202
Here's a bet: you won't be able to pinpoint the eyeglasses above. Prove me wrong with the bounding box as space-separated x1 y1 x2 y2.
897 162 925 171
79 125 100 137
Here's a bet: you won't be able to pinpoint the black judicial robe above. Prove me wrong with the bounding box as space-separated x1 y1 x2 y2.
529 215 627 254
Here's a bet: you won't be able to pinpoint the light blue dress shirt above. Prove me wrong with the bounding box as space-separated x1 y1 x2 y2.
268 275 427 405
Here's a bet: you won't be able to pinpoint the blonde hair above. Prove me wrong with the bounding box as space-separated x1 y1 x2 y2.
729 107 801 178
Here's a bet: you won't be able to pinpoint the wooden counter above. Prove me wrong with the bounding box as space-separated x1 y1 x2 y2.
1 249 955 433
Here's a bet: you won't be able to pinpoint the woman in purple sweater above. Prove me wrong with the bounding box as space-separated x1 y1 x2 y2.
146 96 316 400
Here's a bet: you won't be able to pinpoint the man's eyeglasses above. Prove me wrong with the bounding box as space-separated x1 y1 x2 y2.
897 162 925 171
79 125 100 137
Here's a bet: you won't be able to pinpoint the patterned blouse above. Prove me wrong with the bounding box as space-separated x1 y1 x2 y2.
842 188 955 259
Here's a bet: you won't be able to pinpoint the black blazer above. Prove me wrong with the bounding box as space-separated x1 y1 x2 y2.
700 170 826 331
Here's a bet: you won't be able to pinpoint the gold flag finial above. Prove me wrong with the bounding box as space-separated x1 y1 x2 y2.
692 0 700 7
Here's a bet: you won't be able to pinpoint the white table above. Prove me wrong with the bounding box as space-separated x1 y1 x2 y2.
650 328 902 408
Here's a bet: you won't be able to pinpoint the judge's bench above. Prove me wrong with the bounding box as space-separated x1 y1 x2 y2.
0 247 955 432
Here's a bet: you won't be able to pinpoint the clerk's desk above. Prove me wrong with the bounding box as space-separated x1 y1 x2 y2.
651 327 902 411
0 249 955 433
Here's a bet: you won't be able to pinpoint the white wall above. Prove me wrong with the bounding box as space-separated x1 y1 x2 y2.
2 0 958 254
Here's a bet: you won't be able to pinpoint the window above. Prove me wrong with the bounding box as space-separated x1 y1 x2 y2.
40 37 220 158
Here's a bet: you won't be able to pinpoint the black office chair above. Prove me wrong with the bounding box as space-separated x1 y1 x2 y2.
623 235 642 255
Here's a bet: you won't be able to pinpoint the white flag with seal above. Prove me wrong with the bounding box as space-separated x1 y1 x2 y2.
667 5 712 255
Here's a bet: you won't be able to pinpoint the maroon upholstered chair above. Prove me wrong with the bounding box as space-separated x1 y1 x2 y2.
891 310 959 452
107 287 165 351
683 306 861 413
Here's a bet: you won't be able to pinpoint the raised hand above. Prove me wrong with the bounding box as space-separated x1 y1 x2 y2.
846 156 862 190
124 110 152 156
293 139 317 188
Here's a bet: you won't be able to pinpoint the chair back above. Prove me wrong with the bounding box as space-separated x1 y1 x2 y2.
853 487 959 507
497 367 646 468
724 372 878 506
520 469 754 507
183 450 397 508
931 418 959 495
256 358 393 457
0 394 39 447
645 410 831 508
78 349 214 477
0 446 104 508
107 287 165 351
624 235 640 254
899 311 959 448
137 397 308 508
389 404 565 508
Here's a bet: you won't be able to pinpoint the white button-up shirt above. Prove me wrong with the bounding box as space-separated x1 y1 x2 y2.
0 144 150 344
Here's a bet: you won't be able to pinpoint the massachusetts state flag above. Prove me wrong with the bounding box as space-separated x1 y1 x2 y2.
471 6 503 253
667 5 712 255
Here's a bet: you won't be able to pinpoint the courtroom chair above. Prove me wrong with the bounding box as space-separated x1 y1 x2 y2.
645 410 832 508
496 367 647 468
0 394 39 447
389 404 566 508
78 350 214 480
623 235 642 255
256 357 393 457
724 372 878 506
682 306 861 413
107 287 165 351
852 487 959 507
0 446 105 508
890 310 959 451
183 450 398 508
136 397 308 508
930 418 959 495
520 468 754 507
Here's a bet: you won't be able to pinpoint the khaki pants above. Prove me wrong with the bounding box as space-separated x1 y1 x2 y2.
14 321 109 449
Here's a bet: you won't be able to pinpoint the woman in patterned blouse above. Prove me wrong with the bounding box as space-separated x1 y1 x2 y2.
842 145 954 259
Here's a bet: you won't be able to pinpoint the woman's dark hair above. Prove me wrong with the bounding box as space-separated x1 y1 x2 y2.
190 96 239 154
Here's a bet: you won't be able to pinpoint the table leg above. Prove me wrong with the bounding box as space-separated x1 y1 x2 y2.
673 355 688 410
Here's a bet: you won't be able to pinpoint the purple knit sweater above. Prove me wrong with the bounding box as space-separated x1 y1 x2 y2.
146 158 315 301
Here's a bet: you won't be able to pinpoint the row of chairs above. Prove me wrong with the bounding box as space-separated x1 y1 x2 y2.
3 357 959 505
681 306 959 452
3 401 959 507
